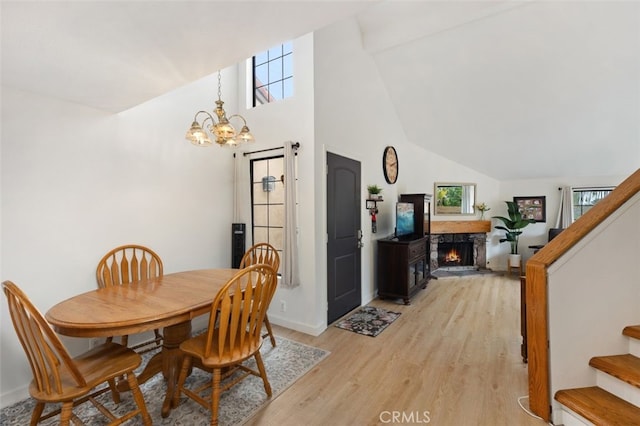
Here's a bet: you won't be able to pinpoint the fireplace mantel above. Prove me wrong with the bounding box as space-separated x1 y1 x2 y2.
429 220 491 235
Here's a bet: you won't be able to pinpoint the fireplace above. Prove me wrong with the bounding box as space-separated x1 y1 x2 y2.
438 241 474 267
430 232 487 271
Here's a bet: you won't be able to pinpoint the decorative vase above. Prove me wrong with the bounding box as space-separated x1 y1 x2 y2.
479 211 485 220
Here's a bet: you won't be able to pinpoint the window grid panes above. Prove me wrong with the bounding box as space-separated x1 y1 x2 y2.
250 156 285 273
572 187 614 221
253 42 293 106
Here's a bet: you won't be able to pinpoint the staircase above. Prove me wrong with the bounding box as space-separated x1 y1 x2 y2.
555 325 640 425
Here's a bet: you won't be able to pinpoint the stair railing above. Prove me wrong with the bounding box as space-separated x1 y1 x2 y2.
526 168 640 421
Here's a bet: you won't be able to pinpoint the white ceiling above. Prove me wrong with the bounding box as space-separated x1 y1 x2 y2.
2 0 639 181
0 1 374 112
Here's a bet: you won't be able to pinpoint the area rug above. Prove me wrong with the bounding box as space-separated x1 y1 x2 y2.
0 336 329 426
334 306 401 337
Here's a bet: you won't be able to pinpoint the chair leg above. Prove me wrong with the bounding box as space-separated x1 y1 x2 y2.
59 401 74 426
154 328 163 346
210 368 222 426
113 336 129 388
107 378 121 403
126 371 152 425
254 352 272 397
172 354 192 409
29 402 45 426
263 314 276 347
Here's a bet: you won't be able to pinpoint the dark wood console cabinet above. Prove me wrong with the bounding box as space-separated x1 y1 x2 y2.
377 235 429 304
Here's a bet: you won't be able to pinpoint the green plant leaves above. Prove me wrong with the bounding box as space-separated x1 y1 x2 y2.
492 201 535 254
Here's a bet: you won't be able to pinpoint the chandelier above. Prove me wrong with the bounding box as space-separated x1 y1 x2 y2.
185 71 255 147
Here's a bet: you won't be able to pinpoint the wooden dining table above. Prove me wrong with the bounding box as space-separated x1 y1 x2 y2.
45 268 238 417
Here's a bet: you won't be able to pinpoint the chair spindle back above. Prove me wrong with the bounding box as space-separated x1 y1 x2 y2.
3 281 85 396
96 244 163 288
204 264 277 360
239 243 280 273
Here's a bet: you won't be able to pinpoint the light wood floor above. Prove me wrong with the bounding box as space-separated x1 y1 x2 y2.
246 274 549 426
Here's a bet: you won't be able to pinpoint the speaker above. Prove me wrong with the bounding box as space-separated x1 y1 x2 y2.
231 223 246 268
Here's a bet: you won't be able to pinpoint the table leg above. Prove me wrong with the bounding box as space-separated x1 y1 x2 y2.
135 351 163 383
161 320 191 418
114 321 192 417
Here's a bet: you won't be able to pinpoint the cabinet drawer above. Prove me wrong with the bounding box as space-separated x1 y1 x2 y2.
408 241 425 260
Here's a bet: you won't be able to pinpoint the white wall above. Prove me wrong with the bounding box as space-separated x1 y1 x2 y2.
0 71 239 404
314 17 404 318
497 174 627 269
312 17 502 260
546 192 640 423
0 37 326 401
312 17 502 319
233 33 320 335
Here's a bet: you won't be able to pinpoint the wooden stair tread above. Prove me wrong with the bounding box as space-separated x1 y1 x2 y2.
555 386 640 426
590 354 640 387
624 325 640 340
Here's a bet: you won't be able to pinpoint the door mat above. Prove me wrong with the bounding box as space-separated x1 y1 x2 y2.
334 306 401 337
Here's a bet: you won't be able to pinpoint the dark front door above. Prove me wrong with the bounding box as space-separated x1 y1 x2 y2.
327 152 362 324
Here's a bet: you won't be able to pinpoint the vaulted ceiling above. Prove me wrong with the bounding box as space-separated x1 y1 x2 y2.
2 1 638 181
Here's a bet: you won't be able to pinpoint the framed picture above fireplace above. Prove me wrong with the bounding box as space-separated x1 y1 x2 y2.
513 196 546 222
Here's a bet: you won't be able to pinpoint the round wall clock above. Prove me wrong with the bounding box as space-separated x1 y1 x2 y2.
383 146 398 184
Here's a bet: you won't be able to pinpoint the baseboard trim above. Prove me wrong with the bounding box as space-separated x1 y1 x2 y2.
1 384 30 409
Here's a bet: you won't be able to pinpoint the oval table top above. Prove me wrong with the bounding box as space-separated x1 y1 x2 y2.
46 268 238 338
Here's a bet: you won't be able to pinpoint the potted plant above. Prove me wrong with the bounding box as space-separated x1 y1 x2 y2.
493 201 535 268
367 184 383 200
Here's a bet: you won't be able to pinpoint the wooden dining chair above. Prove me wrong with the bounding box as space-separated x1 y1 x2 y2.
2 280 152 426
96 244 163 352
239 242 280 346
171 264 278 425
